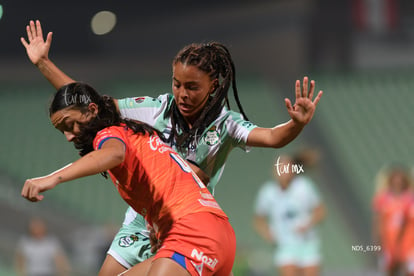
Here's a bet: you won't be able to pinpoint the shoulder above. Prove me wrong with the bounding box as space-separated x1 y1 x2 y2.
213 108 257 142
222 109 255 127
291 176 320 196
94 126 126 150
372 190 389 209
257 180 279 198
118 93 173 109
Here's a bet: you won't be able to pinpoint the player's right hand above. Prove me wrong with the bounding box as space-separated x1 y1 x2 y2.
21 175 58 202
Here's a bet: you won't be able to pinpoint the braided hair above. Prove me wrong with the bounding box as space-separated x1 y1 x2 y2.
49 82 165 157
166 42 249 150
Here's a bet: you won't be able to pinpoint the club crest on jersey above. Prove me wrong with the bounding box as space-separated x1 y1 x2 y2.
119 234 140 247
204 126 219 146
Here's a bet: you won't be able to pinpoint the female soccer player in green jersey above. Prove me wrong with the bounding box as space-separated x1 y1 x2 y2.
21 20 322 276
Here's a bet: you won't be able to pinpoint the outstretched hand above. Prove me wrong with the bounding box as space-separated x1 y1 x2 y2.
20 20 52 65
285 76 323 126
21 176 58 202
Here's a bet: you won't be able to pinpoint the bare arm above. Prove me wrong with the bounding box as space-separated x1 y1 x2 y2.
247 77 323 148
21 139 125 202
20 20 75 89
297 203 326 233
55 251 71 276
187 162 210 185
14 251 26 276
253 215 275 244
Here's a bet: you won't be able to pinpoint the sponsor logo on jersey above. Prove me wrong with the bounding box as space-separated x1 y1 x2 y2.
134 97 145 104
148 135 172 153
191 248 218 271
190 261 204 276
204 126 219 146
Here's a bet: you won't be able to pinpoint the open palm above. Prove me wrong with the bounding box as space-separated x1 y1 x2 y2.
285 77 323 125
20 20 52 65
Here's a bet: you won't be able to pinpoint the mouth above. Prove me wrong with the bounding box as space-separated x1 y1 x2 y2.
178 103 193 113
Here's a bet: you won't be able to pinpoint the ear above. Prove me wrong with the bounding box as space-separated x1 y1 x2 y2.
87 102 99 116
209 79 219 94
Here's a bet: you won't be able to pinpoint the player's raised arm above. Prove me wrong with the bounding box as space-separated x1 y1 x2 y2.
20 20 75 89
246 76 323 148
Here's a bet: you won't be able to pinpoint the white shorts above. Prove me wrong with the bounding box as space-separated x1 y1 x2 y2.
274 240 321 267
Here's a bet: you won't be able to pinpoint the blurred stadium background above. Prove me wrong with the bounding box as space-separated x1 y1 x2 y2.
1 0 414 275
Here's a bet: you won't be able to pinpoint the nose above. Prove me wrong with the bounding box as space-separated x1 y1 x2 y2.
176 86 188 99
63 131 76 142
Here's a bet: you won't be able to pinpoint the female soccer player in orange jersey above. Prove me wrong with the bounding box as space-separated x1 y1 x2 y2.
21 82 236 276
372 165 413 276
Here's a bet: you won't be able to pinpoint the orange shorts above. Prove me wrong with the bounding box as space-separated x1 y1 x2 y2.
154 212 236 276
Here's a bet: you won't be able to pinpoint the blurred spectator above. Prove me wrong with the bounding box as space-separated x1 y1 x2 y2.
15 217 71 276
401 190 414 276
307 0 353 71
372 164 413 276
253 153 326 276
70 224 117 275
353 0 399 36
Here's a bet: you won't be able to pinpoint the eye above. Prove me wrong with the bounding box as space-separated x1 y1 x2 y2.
186 84 199 91
62 121 74 132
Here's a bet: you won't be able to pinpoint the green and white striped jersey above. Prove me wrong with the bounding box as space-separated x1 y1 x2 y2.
118 93 257 227
118 93 257 194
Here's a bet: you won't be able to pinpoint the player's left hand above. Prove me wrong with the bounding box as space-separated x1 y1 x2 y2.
285 76 323 126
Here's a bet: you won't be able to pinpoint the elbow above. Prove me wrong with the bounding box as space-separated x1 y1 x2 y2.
318 205 327 222
112 151 125 166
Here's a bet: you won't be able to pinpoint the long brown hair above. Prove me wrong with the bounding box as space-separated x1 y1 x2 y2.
50 82 165 156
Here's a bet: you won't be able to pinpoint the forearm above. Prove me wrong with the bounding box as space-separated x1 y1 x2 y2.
15 254 25 276
247 120 305 148
36 58 75 89
187 162 210 185
22 140 125 202
307 204 326 228
271 120 305 147
52 148 123 184
253 216 274 243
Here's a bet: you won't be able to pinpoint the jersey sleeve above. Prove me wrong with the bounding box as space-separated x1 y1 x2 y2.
303 177 321 209
372 192 385 212
254 182 274 216
93 127 126 150
117 94 171 125
225 110 257 150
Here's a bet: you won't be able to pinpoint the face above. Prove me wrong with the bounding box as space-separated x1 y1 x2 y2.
29 218 47 239
172 62 216 126
50 105 96 143
389 170 408 194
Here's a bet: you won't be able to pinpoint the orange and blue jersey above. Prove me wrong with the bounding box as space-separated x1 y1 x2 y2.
401 193 414 263
93 125 227 240
373 190 412 263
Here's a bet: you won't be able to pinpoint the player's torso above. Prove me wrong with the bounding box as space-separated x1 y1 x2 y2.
103 127 226 233
119 94 255 193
